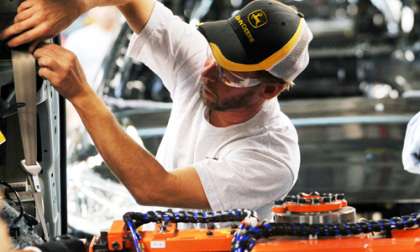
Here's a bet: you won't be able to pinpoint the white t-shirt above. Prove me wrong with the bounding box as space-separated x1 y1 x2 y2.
127 1 300 220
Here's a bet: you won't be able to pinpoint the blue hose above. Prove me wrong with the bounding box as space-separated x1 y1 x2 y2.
124 214 142 252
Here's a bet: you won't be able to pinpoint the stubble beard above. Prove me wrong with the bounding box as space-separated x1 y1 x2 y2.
200 86 256 111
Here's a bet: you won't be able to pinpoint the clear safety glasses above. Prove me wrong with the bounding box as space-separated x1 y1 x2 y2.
215 63 262 88
205 52 262 88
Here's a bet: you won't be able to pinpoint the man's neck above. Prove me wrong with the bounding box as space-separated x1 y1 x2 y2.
208 103 264 128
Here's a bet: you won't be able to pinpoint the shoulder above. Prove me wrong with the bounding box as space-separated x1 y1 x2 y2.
221 106 300 180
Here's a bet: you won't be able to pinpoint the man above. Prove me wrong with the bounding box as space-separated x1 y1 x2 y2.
403 112 420 173
1 0 312 220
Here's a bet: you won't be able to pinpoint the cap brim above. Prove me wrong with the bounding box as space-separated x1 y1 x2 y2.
199 21 252 72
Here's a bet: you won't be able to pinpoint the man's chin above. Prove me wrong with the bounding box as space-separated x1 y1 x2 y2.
205 102 229 112
200 93 233 111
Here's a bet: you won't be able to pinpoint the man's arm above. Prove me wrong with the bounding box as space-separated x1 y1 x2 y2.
0 0 154 48
116 0 154 34
33 44 210 209
73 91 209 208
85 0 155 34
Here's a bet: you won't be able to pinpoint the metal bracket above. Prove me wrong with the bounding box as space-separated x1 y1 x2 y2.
20 160 42 192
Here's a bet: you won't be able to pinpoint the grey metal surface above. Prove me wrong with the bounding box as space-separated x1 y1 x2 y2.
37 82 63 238
285 98 420 204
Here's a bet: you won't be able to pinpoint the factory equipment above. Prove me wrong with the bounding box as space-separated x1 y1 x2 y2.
89 192 420 252
0 0 420 251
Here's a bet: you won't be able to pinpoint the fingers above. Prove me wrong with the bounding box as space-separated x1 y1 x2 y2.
7 24 50 47
0 15 39 43
14 8 34 23
0 1 51 47
38 67 52 79
34 43 76 67
36 44 74 64
35 46 62 85
1 0 80 47
34 44 77 80
34 45 60 67
17 1 33 13
33 44 51 57
37 55 60 70
38 67 59 83
33 44 90 101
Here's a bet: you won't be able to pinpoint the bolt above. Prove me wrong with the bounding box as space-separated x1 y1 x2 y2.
112 241 120 250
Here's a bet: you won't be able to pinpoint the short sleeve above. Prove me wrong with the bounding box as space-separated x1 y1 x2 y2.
126 1 209 96
194 144 298 211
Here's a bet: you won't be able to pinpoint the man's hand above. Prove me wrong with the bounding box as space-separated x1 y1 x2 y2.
33 44 91 102
403 111 420 174
0 0 87 48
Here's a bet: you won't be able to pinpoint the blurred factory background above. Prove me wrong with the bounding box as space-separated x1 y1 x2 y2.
63 0 420 235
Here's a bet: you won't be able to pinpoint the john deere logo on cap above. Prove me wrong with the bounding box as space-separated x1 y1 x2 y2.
248 10 268 29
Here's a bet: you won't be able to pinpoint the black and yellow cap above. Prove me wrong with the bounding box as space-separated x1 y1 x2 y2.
198 0 313 83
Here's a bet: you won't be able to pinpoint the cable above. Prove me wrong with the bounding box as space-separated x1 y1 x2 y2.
121 209 254 250
123 213 142 252
0 180 24 226
231 212 420 251
125 209 253 229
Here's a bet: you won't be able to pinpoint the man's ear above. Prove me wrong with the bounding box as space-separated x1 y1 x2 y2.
261 83 285 99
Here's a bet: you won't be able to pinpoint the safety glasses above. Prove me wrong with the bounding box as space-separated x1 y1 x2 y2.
215 63 262 88
205 52 262 88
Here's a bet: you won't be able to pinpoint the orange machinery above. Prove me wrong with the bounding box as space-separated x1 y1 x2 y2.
89 192 420 252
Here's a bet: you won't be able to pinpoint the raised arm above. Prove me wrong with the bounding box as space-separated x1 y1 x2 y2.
0 0 154 47
33 43 210 209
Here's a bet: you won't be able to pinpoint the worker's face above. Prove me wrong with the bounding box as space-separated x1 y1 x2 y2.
200 58 263 111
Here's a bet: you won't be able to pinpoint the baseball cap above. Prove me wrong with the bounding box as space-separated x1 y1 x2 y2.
198 0 313 84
